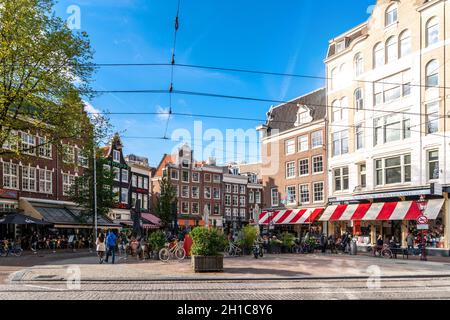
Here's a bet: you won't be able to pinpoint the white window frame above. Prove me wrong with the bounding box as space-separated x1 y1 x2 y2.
311 131 323 149
121 169 129 183
113 150 120 163
299 158 309 176
22 166 37 192
192 172 200 183
170 169 179 180
248 191 254 204
192 186 199 199
285 139 295 155
299 184 310 204
62 173 76 196
286 161 295 179
2 162 19 189
271 188 279 207
332 130 349 157
427 150 440 181
312 155 324 174
255 191 261 204
20 132 36 155
313 182 324 203
298 135 309 152
286 186 297 205
204 186 211 199
39 169 52 194
333 167 349 192
121 188 128 204
181 185 189 198
375 154 411 186
38 137 52 159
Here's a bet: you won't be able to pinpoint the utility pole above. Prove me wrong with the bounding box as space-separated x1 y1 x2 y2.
93 145 98 241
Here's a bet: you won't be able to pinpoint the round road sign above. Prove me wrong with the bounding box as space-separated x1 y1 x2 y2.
417 216 429 225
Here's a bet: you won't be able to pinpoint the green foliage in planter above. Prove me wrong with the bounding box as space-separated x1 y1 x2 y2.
270 239 282 246
148 230 166 252
242 225 259 249
281 232 295 248
190 227 225 256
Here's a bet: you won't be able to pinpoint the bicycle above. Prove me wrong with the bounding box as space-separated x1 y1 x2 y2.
159 240 186 262
0 241 23 257
372 244 392 259
226 241 242 257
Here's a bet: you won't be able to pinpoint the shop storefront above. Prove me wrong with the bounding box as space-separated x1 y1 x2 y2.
320 198 447 254
258 207 325 238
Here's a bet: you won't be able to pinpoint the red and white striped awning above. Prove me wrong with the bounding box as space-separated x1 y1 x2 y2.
319 199 445 222
259 208 324 225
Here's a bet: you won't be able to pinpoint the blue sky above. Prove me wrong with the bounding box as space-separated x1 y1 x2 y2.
54 0 375 167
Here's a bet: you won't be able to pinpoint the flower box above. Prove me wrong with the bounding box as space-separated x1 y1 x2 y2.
191 255 224 273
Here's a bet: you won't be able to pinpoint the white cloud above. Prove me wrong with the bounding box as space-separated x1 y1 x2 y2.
84 101 101 115
156 105 171 121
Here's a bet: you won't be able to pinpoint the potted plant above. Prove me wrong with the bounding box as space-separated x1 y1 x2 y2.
190 227 226 272
269 238 283 254
242 225 258 255
281 232 295 253
148 230 166 260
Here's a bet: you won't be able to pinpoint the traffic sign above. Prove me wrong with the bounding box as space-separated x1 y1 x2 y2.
417 224 429 230
417 216 429 225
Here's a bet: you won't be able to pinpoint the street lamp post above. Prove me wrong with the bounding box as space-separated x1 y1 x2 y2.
417 195 428 262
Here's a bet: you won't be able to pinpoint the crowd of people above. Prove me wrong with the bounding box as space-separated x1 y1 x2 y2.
1 232 94 253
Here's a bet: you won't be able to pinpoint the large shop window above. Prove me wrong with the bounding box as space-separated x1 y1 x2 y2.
375 154 411 186
374 112 410 146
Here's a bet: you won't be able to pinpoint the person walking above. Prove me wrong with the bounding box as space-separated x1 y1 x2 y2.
31 232 38 254
105 230 117 264
320 233 327 253
96 233 106 264
406 232 415 254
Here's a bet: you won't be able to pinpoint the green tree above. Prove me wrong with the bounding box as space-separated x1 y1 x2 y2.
154 175 177 229
0 0 95 155
69 155 117 221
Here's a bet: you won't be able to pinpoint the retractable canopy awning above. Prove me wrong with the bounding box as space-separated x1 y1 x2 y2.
258 208 324 225
319 199 445 222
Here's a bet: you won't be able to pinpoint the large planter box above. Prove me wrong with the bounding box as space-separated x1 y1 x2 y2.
191 255 224 273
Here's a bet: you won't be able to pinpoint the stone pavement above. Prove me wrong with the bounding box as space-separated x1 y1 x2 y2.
7 253 450 282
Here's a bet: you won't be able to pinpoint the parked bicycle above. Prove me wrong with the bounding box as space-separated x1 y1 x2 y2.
226 241 242 257
159 240 186 262
372 244 392 259
0 240 23 257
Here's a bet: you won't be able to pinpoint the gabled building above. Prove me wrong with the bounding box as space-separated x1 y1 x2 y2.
258 88 327 236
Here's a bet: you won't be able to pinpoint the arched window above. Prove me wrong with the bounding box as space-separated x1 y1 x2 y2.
330 68 338 90
385 4 398 27
354 53 363 77
354 88 364 110
373 43 384 69
399 30 411 57
426 60 439 88
386 36 397 63
426 17 439 47
332 100 341 122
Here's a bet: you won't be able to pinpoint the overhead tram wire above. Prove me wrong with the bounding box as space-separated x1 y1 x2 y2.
85 62 450 91
164 0 182 139
88 88 450 119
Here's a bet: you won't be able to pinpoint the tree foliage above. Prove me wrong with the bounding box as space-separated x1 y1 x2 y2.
154 175 177 229
0 0 95 156
68 155 117 220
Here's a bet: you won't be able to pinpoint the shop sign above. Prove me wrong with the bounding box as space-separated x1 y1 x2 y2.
0 189 18 199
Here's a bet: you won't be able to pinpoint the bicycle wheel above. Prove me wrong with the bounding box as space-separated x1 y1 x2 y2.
159 248 170 262
175 248 186 260
382 249 392 259
14 249 23 257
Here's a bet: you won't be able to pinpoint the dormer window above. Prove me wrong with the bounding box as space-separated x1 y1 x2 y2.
385 4 398 27
335 39 346 53
295 106 313 126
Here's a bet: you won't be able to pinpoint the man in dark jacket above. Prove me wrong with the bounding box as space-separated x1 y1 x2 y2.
105 230 117 264
320 233 327 253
